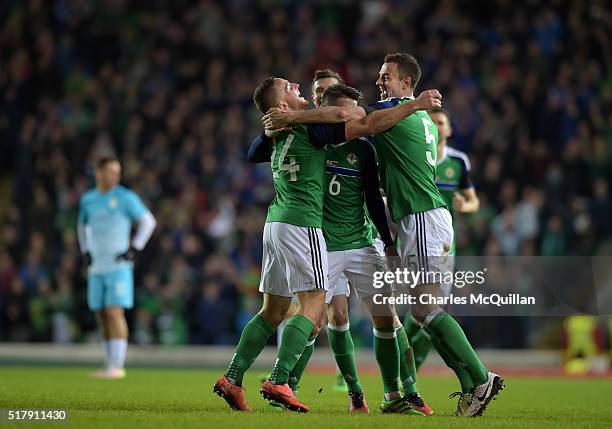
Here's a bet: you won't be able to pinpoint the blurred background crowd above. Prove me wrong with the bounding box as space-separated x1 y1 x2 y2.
0 0 610 349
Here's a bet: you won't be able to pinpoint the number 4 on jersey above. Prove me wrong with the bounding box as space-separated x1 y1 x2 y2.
272 134 300 181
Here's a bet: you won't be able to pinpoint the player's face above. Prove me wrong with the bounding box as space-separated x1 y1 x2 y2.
429 112 453 142
275 78 309 110
312 77 340 107
95 161 121 190
376 62 406 99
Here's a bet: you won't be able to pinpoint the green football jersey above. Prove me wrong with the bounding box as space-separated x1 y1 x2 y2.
322 139 374 251
367 97 447 221
266 124 327 228
435 146 474 218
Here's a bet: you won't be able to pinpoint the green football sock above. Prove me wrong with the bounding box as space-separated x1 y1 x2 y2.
225 314 275 386
373 327 400 394
270 315 314 385
288 334 317 392
403 313 421 338
427 329 475 393
328 323 362 394
411 329 433 370
425 310 488 386
395 324 418 394
404 315 433 370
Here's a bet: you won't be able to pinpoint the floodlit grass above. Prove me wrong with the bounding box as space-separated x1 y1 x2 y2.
1 367 611 428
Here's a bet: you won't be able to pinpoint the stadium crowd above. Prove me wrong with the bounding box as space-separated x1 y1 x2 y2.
0 0 610 346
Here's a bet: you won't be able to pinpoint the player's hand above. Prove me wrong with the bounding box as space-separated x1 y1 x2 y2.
262 107 292 130
264 126 292 138
82 252 92 267
415 89 442 110
116 246 138 262
453 192 466 212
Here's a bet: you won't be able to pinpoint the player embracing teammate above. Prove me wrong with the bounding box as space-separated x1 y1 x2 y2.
215 53 503 417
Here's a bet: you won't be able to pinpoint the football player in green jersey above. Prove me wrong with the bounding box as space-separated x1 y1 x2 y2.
404 107 482 415
272 69 353 396
215 76 355 413
262 53 503 417
216 75 437 413
311 73 431 414
251 82 435 415
431 108 479 217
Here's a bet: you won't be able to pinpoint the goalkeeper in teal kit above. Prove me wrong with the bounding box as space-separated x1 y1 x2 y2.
78 157 156 379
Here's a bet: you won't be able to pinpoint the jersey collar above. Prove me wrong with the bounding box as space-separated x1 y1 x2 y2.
437 145 448 166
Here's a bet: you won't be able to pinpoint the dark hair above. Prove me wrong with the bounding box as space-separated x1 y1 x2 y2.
384 53 421 89
321 84 362 106
253 76 278 113
312 69 344 87
96 157 119 169
428 107 451 121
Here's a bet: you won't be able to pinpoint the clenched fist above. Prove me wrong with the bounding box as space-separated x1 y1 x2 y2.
414 89 442 110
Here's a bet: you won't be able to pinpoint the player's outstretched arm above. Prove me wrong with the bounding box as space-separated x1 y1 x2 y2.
344 90 442 141
263 106 365 129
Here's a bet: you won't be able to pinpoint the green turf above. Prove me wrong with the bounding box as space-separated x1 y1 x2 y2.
0 367 611 428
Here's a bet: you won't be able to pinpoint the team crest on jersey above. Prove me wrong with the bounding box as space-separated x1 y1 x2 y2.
346 153 358 165
445 167 455 179
109 197 118 209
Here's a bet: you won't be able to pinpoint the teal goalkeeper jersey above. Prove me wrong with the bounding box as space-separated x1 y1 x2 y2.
366 97 447 221
78 185 147 274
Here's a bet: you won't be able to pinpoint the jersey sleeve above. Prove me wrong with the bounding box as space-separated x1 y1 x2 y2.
459 157 474 190
362 142 394 248
77 196 88 224
364 99 399 114
77 196 88 253
124 190 147 220
246 132 273 163
306 123 346 148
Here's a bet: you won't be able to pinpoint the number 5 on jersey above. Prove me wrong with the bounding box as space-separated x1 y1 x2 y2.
422 117 437 166
272 134 300 181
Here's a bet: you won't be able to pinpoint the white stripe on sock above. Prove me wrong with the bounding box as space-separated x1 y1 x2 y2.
423 308 445 327
327 322 350 332
373 328 396 339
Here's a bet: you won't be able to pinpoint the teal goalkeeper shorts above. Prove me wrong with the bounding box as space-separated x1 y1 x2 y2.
87 267 134 311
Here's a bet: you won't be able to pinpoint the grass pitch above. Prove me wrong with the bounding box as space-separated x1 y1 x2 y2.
1 367 611 428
